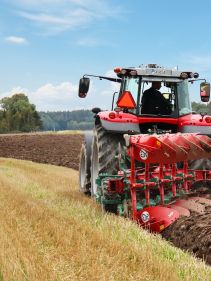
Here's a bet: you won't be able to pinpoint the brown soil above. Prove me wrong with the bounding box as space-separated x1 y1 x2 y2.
0 132 210 266
162 192 211 265
0 133 84 170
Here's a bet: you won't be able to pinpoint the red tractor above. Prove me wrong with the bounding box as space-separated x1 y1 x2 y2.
78 64 211 233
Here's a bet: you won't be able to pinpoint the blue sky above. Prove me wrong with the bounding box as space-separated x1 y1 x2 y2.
0 0 211 111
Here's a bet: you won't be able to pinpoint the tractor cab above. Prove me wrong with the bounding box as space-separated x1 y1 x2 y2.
118 76 182 117
78 64 211 135
115 64 209 118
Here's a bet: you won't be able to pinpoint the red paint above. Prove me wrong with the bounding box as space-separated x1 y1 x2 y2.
137 206 179 232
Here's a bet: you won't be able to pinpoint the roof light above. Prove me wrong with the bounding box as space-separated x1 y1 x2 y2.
180 72 188 79
130 70 137 76
114 67 121 74
120 69 127 75
205 116 211 123
194 72 199 78
148 64 158 68
189 72 194 78
117 91 136 109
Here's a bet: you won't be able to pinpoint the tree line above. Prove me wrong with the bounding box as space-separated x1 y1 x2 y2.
192 101 211 115
0 93 210 133
39 110 94 131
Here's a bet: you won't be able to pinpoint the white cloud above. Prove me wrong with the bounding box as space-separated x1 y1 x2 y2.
0 75 120 111
20 12 72 25
0 86 28 98
6 0 121 34
31 82 79 110
18 9 93 33
0 82 78 111
5 36 28 44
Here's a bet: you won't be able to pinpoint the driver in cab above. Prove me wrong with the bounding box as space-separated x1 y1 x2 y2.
141 81 172 115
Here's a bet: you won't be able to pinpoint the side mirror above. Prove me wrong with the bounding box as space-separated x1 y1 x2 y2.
200 82 210 102
78 77 90 98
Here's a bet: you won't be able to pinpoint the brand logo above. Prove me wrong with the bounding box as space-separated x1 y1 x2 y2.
140 149 148 160
141 211 150 222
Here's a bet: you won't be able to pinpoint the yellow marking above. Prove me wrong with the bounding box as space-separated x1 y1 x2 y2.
160 224 165 231
156 141 161 147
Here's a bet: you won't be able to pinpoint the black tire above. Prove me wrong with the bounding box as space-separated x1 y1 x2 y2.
90 124 124 213
79 132 92 196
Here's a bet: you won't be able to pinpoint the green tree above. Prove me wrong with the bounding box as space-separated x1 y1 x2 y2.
192 101 211 115
39 110 94 131
0 93 42 133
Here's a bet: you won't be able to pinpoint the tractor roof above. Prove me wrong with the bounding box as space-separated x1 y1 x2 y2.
115 64 199 81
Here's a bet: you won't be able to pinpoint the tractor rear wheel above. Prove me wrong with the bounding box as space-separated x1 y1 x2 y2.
91 124 123 213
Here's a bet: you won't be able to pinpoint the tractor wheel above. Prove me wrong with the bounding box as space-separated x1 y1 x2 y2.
79 132 92 196
90 124 124 213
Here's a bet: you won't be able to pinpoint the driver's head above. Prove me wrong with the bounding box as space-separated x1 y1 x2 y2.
152 81 161 90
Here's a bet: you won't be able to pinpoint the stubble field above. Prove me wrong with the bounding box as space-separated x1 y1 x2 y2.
0 132 210 280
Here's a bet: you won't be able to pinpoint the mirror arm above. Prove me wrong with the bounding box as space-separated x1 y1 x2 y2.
83 74 121 83
188 78 207 83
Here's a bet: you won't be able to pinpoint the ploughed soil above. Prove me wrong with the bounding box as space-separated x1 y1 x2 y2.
0 133 84 170
0 132 210 266
162 192 211 265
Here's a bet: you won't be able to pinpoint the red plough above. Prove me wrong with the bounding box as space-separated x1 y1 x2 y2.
124 133 211 232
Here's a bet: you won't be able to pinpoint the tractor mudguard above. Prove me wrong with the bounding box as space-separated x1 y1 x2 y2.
95 111 140 133
179 114 211 137
100 119 140 133
83 131 93 160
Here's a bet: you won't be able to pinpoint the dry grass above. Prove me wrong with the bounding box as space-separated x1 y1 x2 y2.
0 158 210 281
0 130 83 136
43 130 83 135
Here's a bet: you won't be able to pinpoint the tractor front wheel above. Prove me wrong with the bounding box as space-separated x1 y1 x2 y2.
79 132 92 196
